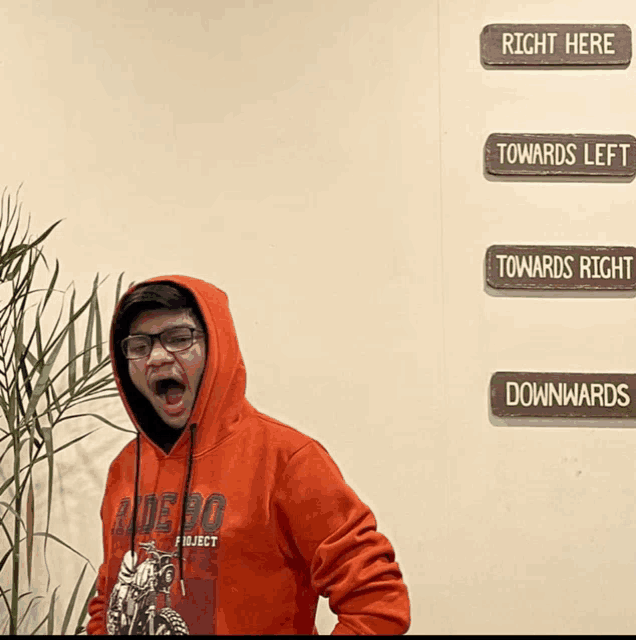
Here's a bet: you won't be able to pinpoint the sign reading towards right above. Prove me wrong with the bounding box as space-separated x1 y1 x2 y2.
481 24 632 66
486 245 636 290
485 133 636 177
491 372 636 418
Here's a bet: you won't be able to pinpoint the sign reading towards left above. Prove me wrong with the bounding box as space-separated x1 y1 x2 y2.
486 245 636 290
481 24 632 66
485 133 636 177
490 372 636 418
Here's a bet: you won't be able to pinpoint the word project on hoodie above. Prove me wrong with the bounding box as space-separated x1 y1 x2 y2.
87 275 411 635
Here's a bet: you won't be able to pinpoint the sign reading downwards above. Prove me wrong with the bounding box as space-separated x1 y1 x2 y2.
491 372 636 418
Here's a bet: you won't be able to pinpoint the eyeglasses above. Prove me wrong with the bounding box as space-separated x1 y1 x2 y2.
121 327 204 360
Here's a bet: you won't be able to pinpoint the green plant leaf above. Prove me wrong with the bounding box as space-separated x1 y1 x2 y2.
0 475 14 499
43 386 56 428
0 243 28 271
47 342 106 399
32 532 95 570
26 479 34 586
63 374 116 402
0 584 11 624
5 245 29 280
39 297 69 360
57 413 134 434
0 541 13 575
30 609 51 635
0 437 36 496
60 562 87 635
0 189 24 261
82 276 98 377
114 271 124 305
94 284 103 363
46 585 59 635
30 285 96 387
41 257 60 312
29 219 62 252
0 501 27 531
17 594 44 632
33 306 44 374
74 575 97 635
68 288 76 396
49 381 63 419
19 429 99 471
0 392 9 422
40 425 54 584
1 218 61 278
62 392 120 409
14 309 45 444
22 327 68 428
7 373 16 434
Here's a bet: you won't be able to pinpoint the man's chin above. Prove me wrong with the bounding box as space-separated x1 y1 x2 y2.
152 403 189 429
162 418 188 430
162 415 189 430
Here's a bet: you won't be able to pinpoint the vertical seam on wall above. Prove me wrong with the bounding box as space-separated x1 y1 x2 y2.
435 4 448 414
435 1 451 629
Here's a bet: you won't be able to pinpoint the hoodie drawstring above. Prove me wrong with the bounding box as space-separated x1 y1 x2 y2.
178 423 196 597
130 425 196 598
130 432 141 558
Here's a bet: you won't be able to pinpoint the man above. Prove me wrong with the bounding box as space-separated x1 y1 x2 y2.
87 275 410 635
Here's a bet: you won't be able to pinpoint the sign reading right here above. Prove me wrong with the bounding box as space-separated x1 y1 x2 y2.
481 24 632 66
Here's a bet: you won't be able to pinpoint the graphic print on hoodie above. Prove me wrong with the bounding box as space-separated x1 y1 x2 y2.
87 275 410 635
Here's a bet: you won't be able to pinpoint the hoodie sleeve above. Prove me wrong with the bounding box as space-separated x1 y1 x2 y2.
273 441 410 635
86 562 108 635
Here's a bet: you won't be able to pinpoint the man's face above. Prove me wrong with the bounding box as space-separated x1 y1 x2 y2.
127 309 206 430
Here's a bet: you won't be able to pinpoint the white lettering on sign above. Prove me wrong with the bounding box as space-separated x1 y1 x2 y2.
505 381 630 407
496 254 574 279
579 255 633 279
583 142 630 166
565 32 616 54
502 32 558 55
496 142 577 165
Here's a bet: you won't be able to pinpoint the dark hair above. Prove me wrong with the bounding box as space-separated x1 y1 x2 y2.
115 282 205 339
112 282 207 449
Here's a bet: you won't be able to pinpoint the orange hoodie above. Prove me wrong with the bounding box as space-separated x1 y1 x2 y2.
87 275 410 635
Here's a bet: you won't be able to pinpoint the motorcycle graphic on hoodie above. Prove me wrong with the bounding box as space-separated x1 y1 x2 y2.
87 275 411 635
106 540 189 635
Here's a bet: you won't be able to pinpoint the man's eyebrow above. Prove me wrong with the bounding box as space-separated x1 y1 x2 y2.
128 324 199 336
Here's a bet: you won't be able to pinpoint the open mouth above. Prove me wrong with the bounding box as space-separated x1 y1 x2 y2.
153 378 186 406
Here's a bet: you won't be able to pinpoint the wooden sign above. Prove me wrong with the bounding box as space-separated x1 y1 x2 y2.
486 245 636 290
485 133 636 177
491 372 636 418
481 24 631 66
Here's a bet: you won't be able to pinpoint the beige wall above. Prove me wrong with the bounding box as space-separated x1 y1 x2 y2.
438 0 636 634
1 0 636 634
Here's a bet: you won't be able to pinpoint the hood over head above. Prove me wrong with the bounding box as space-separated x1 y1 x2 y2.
110 274 250 595
110 274 248 456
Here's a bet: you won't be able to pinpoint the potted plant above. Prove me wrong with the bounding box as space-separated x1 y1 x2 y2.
0 188 132 634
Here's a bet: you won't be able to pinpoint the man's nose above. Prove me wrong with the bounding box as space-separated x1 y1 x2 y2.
146 337 174 363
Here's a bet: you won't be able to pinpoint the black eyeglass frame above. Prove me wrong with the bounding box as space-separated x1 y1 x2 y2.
121 326 205 360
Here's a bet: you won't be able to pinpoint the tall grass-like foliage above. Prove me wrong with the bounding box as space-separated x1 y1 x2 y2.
0 190 130 634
